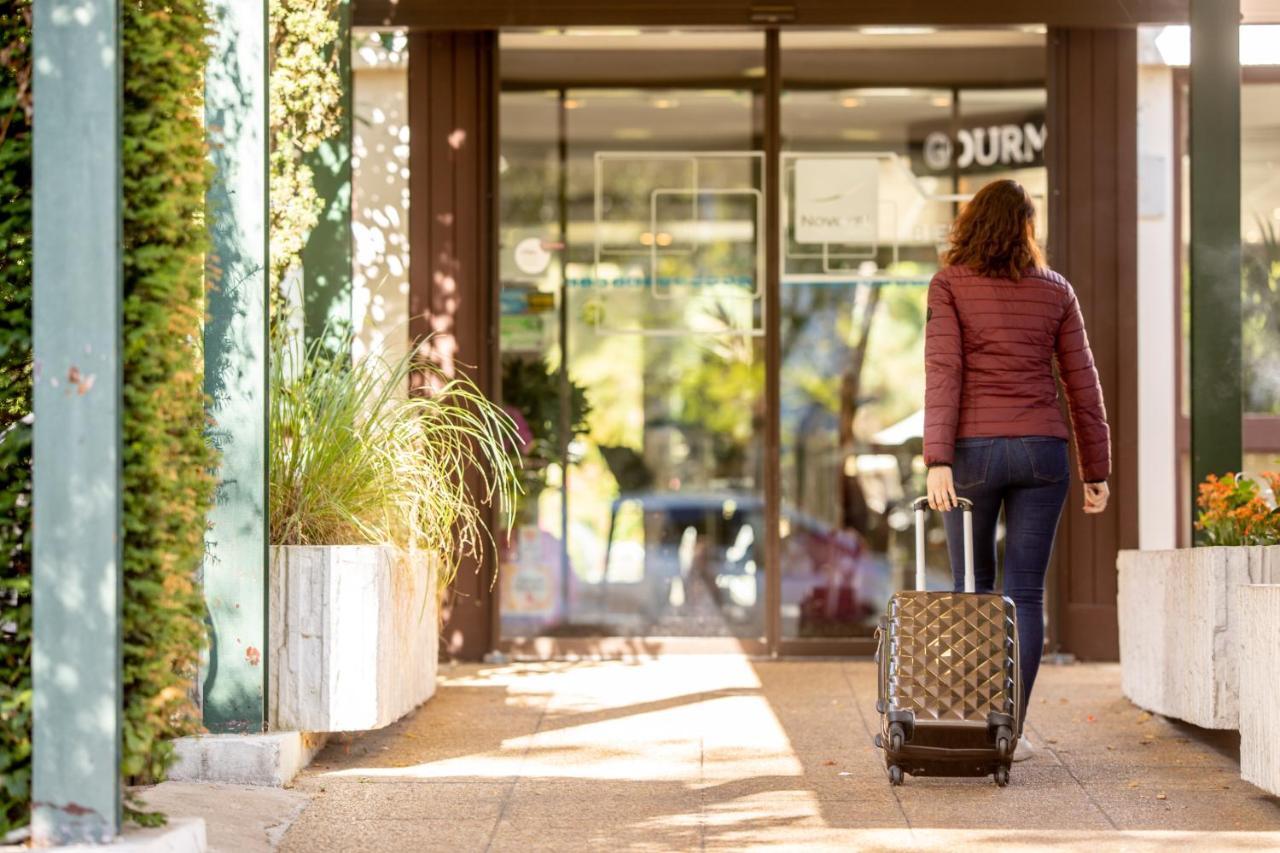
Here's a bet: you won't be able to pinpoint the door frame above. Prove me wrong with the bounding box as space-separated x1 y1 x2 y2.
479 23 1137 661
494 27 940 658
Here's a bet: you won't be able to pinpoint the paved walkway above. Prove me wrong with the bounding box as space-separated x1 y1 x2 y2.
277 658 1280 852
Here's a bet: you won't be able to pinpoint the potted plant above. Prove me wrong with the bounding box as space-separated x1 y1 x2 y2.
1117 472 1280 730
496 356 590 632
268 333 517 732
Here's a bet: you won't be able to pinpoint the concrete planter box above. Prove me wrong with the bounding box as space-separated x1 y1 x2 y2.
1117 546 1280 729
1237 584 1280 795
269 546 438 733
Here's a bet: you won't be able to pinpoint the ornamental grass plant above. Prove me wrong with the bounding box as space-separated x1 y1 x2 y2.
269 332 519 592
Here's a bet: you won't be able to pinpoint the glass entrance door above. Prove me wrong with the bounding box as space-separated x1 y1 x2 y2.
495 27 1048 651
497 40 768 639
776 66 1048 642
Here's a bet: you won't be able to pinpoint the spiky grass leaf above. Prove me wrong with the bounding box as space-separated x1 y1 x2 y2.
270 333 520 593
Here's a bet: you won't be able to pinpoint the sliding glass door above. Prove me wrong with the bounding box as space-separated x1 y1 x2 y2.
495 27 1048 652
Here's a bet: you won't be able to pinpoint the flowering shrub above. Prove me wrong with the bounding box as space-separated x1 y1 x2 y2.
1195 472 1280 546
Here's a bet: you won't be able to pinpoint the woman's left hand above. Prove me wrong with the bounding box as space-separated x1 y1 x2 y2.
927 465 958 511
1083 481 1109 514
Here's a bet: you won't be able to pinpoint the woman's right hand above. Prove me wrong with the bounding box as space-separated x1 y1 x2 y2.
1084 481 1109 514
927 465 958 511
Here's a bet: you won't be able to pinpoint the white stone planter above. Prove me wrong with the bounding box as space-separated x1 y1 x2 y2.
1236 584 1280 795
269 545 439 733
1117 546 1280 729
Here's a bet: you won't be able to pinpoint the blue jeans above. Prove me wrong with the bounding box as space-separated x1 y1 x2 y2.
940 436 1070 715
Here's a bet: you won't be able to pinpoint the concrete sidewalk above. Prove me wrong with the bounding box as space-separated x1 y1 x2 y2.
275 658 1280 852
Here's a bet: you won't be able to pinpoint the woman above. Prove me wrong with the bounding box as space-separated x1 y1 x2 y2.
923 179 1110 761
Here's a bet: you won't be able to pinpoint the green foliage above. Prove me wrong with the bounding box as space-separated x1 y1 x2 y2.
271 332 519 593
0 0 214 831
119 0 217 817
269 0 343 309
0 0 31 836
1243 214 1280 413
500 356 591 465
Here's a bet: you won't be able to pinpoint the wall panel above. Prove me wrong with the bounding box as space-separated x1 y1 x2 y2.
1047 27 1140 661
408 31 500 660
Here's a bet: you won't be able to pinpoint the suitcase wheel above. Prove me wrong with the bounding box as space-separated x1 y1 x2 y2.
888 722 905 753
994 724 1014 757
994 766 1010 787
888 765 904 786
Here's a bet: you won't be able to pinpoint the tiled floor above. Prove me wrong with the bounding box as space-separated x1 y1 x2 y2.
277 658 1280 852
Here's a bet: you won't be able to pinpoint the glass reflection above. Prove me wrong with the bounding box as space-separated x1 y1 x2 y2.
499 83 766 638
779 85 1048 638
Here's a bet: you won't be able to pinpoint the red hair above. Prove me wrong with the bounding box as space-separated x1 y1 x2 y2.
943 179 1045 280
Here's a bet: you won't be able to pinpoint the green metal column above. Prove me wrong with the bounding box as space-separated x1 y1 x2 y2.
1189 0 1243 539
203 0 270 731
302 0 353 348
31 0 122 843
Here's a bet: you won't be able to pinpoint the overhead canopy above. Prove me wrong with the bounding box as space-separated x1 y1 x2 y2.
355 0 1280 30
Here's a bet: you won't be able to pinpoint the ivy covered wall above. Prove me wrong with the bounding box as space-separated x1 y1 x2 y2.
119 0 217 805
0 0 217 831
0 0 32 838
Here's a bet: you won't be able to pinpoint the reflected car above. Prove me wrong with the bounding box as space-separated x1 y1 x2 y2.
600 491 892 635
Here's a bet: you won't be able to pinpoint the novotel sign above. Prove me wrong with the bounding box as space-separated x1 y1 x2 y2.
913 112 1046 174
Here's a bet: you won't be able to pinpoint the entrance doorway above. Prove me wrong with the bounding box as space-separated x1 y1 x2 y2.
494 27 1048 653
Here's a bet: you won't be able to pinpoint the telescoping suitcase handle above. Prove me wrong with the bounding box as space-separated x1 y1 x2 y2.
911 496 975 593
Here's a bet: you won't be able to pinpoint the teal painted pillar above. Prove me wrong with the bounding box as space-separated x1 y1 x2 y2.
203 0 270 731
302 0 353 349
31 0 123 843
1189 0 1243 539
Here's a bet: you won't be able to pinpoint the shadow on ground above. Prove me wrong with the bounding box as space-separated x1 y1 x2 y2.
278 658 1280 852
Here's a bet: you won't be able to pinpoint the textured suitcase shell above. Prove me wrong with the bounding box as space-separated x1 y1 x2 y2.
875 497 1022 784
884 590 1019 724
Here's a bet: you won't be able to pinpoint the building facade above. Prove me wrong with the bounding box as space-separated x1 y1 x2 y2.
346 0 1280 660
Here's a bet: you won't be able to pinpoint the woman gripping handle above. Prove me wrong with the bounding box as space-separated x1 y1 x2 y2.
922 179 1111 761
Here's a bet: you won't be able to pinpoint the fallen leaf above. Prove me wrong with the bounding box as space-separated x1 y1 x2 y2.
1128 781 1140 789
822 760 836 766
1106 745 1116 751
1156 792 1167 800
1086 715 1097 723
1047 738 1059 744
1137 711 1152 723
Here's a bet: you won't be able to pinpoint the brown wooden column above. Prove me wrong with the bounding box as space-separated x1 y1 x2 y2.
1046 27 1139 661
408 31 500 660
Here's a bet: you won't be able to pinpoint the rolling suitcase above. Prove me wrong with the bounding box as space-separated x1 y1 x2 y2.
874 496 1021 787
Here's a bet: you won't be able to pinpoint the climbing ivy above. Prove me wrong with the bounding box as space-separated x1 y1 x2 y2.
119 0 217 821
0 0 216 832
0 0 32 838
269 0 343 313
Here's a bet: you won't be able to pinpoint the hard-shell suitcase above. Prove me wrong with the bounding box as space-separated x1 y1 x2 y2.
874 496 1022 787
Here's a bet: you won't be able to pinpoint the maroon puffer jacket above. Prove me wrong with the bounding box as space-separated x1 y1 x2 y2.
923 265 1111 483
